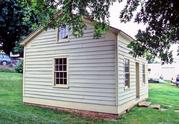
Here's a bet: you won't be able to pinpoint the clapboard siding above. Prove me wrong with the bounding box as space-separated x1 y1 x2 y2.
24 95 115 105
24 88 114 97
24 23 117 106
24 92 115 102
117 33 148 106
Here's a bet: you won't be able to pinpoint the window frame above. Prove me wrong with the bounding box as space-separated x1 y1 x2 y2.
57 25 70 43
53 56 69 88
142 64 146 84
124 58 130 89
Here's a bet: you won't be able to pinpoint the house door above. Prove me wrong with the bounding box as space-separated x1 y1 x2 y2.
136 62 140 98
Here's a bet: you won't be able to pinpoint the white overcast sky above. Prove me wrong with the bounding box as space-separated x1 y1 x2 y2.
109 1 146 38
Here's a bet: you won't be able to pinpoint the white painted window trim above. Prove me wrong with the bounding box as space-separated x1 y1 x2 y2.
52 56 69 88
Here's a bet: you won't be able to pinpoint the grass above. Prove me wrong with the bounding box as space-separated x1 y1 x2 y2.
0 72 179 124
149 82 179 109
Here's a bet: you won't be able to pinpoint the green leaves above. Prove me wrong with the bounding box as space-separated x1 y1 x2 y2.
1 0 178 63
32 0 114 39
121 0 179 63
93 21 109 38
0 0 40 55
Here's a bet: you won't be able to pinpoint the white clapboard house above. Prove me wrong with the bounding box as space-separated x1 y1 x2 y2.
21 19 148 115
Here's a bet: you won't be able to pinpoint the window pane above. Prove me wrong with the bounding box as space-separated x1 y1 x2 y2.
60 72 63 78
60 79 63 84
63 65 66 71
125 67 129 72
59 59 62 64
59 65 62 71
125 59 129 66
125 74 129 79
56 79 59 84
55 65 58 71
143 64 145 73
143 74 145 83
63 58 67 64
58 26 69 40
125 74 129 86
56 73 59 78
64 79 67 84
64 73 67 78
55 59 58 64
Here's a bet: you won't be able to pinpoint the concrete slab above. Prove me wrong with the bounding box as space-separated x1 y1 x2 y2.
149 104 161 110
138 101 151 107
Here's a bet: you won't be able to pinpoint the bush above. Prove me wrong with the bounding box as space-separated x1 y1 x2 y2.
15 60 23 73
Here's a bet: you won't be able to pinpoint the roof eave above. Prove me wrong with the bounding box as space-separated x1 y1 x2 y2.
20 29 44 46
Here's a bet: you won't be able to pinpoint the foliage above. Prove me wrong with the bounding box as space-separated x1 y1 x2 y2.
0 0 39 55
28 0 113 38
120 0 179 63
144 52 155 64
15 60 23 73
1 0 179 62
29 0 179 63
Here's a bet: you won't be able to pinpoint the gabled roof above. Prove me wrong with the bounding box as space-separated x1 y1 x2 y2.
20 28 44 46
20 22 134 46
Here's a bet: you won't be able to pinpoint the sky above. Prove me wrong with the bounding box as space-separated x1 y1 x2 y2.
109 1 179 59
109 2 146 38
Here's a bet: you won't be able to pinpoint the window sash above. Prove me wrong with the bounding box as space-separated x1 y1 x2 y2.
54 58 67 85
125 73 130 87
124 59 130 87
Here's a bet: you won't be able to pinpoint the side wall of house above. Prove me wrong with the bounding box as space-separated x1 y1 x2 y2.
117 33 148 114
23 22 118 114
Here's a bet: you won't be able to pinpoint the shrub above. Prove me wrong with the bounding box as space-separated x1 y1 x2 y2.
15 60 23 73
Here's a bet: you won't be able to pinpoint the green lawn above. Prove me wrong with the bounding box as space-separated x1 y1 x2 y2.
0 72 179 124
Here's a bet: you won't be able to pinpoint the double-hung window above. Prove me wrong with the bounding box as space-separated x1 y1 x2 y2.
124 59 130 88
54 58 68 87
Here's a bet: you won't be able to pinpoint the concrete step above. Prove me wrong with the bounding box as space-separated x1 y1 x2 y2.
138 101 151 107
149 104 161 110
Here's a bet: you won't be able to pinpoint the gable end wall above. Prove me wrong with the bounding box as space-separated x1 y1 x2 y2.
23 23 118 114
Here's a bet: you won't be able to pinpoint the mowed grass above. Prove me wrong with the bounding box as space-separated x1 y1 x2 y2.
0 72 179 124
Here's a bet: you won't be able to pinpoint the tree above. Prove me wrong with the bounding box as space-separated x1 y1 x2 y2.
30 0 179 63
1 0 178 62
0 0 39 55
120 0 179 63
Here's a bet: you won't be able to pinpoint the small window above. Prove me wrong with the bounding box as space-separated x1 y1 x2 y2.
58 25 69 41
124 59 130 88
142 64 146 83
54 58 68 86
